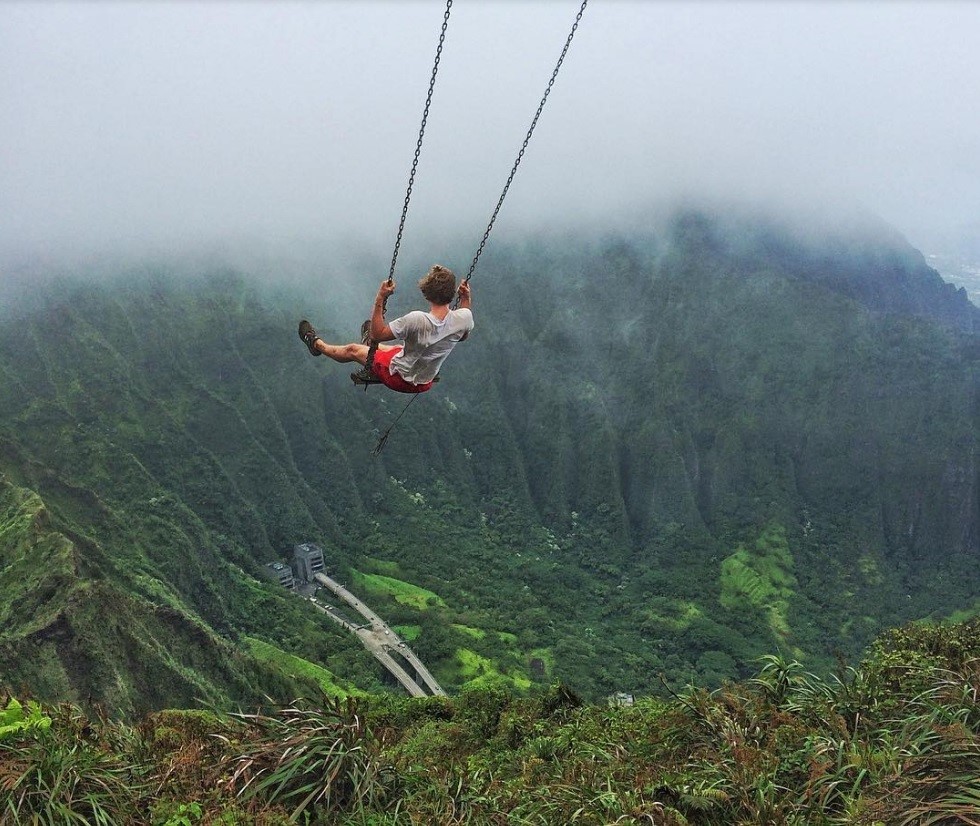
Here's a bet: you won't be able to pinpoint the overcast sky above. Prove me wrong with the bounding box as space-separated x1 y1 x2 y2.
2 0 978 271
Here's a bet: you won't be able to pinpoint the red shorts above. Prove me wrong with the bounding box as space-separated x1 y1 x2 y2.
370 346 434 394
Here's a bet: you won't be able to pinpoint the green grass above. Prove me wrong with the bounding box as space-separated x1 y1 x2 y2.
456 648 532 691
350 571 446 610
245 637 362 698
452 623 486 640
457 647 493 679
393 625 421 641
719 522 801 654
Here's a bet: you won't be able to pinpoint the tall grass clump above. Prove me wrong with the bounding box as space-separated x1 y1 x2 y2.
217 695 390 821
0 700 146 824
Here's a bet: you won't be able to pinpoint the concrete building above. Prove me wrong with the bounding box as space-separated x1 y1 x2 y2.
293 542 325 582
261 561 295 589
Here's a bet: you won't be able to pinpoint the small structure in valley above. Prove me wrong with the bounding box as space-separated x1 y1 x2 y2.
292 542 325 583
261 561 295 589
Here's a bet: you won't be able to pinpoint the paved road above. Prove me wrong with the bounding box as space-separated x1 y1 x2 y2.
312 572 446 697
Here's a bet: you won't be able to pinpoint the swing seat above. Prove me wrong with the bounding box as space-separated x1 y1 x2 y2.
350 369 439 389
351 369 383 387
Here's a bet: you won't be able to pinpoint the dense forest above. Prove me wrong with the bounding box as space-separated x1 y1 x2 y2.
0 207 978 717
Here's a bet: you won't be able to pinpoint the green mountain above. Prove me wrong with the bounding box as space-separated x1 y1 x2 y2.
1 207 977 714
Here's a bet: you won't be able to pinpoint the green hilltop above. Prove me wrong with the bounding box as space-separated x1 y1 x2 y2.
0 207 977 714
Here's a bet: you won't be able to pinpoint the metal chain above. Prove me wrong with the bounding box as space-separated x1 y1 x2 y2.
387 0 454 291
462 0 589 288
373 0 588 455
369 0 452 376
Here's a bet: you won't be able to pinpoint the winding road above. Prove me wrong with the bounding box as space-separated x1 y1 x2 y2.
311 571 446 698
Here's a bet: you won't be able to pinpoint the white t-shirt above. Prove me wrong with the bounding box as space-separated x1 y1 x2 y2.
388 308 474 385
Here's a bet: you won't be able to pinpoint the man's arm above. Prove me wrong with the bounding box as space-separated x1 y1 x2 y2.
456 279 472 311
457 280 472 341
370 280 397 342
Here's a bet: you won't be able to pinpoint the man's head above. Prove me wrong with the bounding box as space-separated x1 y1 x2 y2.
418 265 457 306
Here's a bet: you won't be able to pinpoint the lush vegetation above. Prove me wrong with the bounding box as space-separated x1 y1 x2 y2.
0 207 977 715
2 621 978 824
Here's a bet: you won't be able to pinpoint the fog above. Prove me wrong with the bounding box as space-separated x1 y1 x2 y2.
2 0 979 276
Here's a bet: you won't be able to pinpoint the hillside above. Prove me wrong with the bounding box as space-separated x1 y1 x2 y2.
3 620 979 824
1 207 977 714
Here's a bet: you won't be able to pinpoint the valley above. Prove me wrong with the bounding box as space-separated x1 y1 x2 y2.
1 207 978 715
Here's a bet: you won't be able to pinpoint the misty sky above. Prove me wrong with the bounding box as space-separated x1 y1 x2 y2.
2 0 979 269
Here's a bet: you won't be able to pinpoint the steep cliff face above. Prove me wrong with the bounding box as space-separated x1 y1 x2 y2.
676 209 980 332
472 213 978 566
1 208 977 710
0 472 318 716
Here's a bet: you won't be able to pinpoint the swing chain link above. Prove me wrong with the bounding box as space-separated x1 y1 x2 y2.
462 0 588 289
386 0 454 309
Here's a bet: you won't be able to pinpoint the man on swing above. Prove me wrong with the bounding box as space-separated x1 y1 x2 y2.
298 265 473 394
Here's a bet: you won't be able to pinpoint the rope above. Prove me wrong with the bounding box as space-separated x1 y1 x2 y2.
461 0 589 291
372 393 422 456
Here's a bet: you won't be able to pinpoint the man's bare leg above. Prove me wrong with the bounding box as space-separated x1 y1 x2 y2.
314 341 369 366
316 342 399 363
300 320 398 368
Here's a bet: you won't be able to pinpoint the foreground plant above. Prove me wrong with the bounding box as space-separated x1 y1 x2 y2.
0 696 51 742
0 701 146 824
217 696 390 821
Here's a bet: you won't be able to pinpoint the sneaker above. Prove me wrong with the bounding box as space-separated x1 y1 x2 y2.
298 320 322 356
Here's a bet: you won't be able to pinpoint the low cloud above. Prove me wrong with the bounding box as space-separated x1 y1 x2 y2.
2 1 978 270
